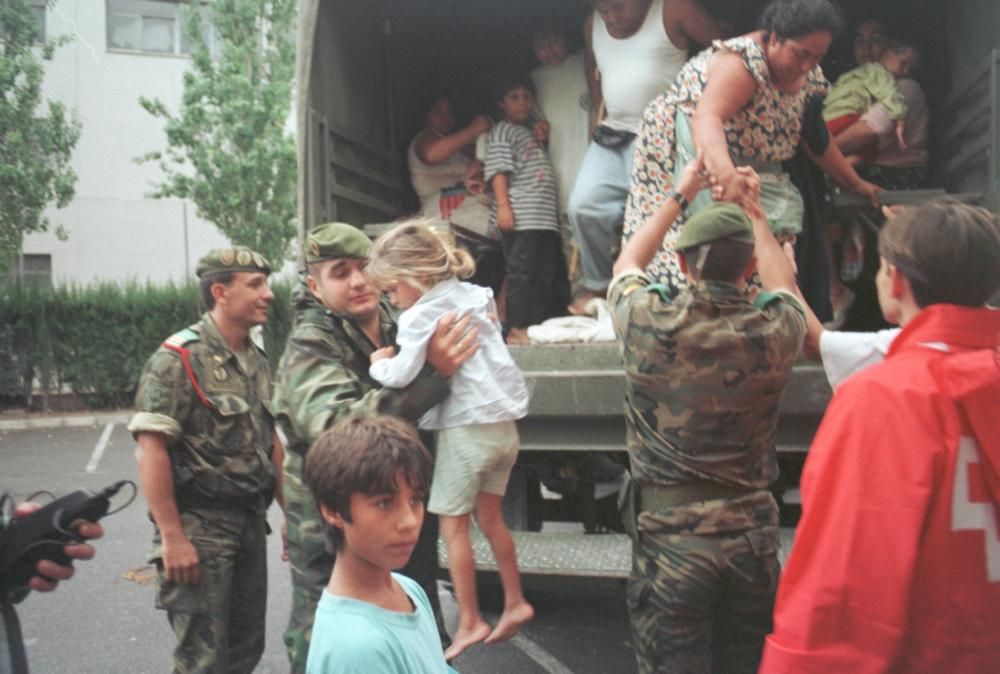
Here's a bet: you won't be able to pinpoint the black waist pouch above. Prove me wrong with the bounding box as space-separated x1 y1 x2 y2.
592 125 636 149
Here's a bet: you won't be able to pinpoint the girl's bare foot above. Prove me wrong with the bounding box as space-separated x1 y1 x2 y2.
485 600 535 645
444 620 491 661
505 328 530 346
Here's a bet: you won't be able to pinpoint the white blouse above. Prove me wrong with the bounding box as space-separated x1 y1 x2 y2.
369 278 529 429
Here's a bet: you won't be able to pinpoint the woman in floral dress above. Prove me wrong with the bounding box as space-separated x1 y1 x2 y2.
622 0 880 293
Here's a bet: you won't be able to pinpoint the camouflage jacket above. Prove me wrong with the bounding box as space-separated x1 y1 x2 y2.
609 272 805 530
128 313 276 511
272 280 449 459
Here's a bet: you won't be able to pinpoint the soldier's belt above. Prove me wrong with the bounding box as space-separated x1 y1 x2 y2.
638 481 759 511
177 489 270 513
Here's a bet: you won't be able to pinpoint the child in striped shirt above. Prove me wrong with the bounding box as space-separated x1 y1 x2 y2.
484 73 568 345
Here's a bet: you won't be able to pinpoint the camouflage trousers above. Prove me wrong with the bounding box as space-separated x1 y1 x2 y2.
153 507 267 674
627 523 780 674
283 450 445 674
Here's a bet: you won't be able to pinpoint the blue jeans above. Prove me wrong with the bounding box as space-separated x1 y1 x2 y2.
567 139 635 292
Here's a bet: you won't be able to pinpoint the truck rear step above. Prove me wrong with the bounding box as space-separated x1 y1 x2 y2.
439 527 797 579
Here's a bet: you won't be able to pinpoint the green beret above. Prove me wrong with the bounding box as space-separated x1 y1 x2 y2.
306 222 372 263
673 202 754 251
196 246 271 278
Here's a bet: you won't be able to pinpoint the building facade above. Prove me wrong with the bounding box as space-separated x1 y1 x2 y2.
21 0 234 285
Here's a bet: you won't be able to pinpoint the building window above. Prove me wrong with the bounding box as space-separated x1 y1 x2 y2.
10 254 52 287
0 0 46 43
30 0 45 42
106 0 214 56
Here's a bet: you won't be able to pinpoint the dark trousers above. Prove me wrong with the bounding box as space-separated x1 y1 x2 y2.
453 231 505 299
501 228 569 329
787 150 832 323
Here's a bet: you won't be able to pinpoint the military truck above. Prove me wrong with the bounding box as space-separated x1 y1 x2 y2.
295 0 1000 576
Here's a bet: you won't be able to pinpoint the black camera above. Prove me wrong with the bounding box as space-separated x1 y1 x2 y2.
0 481 133 602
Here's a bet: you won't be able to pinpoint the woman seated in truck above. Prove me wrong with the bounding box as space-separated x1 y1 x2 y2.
824 19 931 329
828 19 929 189
620 0 881 298
408 94 504 296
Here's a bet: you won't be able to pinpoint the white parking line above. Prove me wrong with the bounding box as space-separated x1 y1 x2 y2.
86 422 115 473
510 633 574 674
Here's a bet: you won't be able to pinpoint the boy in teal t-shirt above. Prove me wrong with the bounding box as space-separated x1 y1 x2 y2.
303 416 456 674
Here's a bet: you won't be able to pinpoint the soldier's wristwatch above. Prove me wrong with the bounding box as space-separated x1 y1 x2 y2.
669 191 689 212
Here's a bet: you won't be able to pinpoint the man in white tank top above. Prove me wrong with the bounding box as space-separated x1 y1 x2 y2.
567 0 726 315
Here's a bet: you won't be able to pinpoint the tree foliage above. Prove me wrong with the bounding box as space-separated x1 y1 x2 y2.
0 0 80 271
139 0 297 264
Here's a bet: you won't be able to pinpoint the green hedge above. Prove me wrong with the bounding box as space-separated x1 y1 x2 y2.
0 278 294 409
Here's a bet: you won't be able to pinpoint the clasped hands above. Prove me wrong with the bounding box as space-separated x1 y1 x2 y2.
675 150 764 218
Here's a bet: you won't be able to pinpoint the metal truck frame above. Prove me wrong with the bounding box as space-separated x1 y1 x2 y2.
295 0 1000 576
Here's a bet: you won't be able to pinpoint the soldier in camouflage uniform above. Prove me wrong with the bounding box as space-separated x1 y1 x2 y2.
272 222 477 673
609 162 806 674
129 246 282 674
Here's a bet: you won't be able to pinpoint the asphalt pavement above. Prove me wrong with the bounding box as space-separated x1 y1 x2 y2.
2 420 638 673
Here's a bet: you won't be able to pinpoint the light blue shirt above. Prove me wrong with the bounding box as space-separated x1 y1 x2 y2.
369 279 529 430
306 574 456 674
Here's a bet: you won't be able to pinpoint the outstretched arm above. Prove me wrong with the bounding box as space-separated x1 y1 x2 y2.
615 150 709 274
803 138 881 208
737 168 797 295
692 52 757 202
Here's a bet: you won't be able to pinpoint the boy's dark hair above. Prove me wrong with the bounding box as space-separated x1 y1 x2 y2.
198 272 235 310
879 199 1000 308
758 0 845 41
680 240 755 284
494 72 535 106
304 415 432 551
